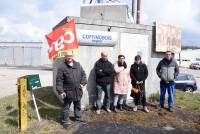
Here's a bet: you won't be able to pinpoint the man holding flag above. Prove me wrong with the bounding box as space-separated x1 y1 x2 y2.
45 19 87 128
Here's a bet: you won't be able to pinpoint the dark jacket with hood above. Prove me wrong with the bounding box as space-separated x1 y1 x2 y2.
156 58 179 84
94 58 114 85
56 60 87 101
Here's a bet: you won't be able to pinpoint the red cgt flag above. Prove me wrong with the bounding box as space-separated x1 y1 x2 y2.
45 19 78 60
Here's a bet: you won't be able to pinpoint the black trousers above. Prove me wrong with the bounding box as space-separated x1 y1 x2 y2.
131 83 147 106
63 98 81 124
134 91 146 106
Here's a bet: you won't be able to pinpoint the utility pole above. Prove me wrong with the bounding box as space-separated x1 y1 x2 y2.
132 0 135 23
136 0 141 24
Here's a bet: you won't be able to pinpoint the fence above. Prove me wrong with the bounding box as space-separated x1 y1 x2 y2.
0 46 41 67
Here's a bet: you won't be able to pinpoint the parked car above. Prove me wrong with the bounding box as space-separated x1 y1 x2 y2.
189 63 200 70
175 73 197 92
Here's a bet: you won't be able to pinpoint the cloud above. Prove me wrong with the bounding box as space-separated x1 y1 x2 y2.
0 0 82 41
0 0 199 45
140 0 200 45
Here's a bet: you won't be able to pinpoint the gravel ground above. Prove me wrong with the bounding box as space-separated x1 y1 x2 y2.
73 121 200 134
0 67 52 98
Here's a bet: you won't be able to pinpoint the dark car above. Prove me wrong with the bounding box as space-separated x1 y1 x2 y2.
175 73 197 92
189 63 200 70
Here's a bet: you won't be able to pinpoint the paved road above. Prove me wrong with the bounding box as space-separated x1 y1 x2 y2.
0 67 199 99
0 67 52 98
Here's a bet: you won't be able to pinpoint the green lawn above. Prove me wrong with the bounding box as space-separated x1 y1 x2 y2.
174 90 200 111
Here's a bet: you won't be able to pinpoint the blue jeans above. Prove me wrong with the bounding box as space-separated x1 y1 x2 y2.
160 83 175 108
96 84 111 109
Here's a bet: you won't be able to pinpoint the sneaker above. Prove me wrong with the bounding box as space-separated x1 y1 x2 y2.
106 109 112 113
143 106 150 113
96 109 101 115
133 106 138 112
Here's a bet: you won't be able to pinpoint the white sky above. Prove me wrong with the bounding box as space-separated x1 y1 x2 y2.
0 0 199 46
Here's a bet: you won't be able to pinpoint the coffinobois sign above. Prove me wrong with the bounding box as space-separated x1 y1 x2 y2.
77 29 118 46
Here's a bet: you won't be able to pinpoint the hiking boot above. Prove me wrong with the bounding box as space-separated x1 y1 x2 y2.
143 106 150 113
96 109 101 115
106 108 112 113
168 107 173 112
133 106 138 112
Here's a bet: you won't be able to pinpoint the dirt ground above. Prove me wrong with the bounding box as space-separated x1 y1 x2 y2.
26 105 200 134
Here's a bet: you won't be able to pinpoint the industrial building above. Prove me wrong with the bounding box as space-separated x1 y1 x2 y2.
52 3 168 107
175 46 200 67
0 41 51 68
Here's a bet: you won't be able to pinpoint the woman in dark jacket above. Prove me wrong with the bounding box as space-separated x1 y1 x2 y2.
130 55 149 112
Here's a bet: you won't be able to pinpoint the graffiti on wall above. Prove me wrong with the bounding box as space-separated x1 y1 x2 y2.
155 22 181 53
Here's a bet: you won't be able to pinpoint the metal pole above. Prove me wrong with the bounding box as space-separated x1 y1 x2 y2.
31 90 41 121
136 0 141 24
132 0 135 22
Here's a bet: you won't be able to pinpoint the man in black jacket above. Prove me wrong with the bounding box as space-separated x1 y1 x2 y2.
130 55 149 112
56 50 87 128
94 52 114 114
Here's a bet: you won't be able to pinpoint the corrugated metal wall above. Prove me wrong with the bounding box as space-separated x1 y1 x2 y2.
0 46 41 67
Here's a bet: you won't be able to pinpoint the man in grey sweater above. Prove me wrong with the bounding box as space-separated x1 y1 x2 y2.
156 51 179 112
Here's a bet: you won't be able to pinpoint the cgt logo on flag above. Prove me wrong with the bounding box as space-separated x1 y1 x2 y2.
45 19 78 60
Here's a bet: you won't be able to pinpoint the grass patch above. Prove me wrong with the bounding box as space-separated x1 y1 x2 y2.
174 90 200 110
0 86 61 134
148 92 160 103
148 90 200 111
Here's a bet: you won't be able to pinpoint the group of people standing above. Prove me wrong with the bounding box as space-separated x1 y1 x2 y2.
94 52 149 114
56 50 179 128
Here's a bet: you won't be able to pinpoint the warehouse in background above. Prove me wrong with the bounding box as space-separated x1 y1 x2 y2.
0 41 51 68
175 46 200 67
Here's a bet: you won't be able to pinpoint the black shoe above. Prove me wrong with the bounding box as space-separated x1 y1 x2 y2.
119 104 124 111
63 122 71 129
160 105 164 108
75 118 87 124
168 107 173 112
113 106 118 113
158 105 164 111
